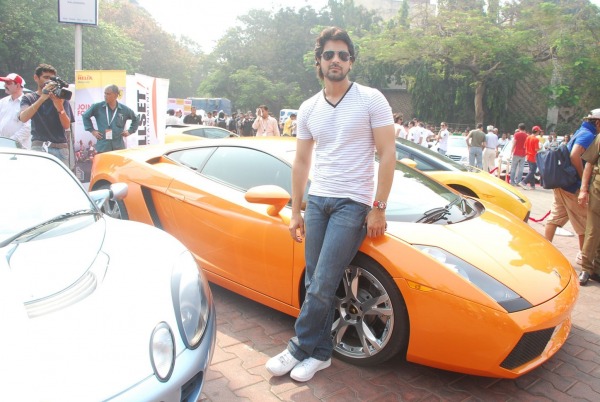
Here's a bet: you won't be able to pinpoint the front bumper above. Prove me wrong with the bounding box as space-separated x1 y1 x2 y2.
398 267 578 378
110 300 217 402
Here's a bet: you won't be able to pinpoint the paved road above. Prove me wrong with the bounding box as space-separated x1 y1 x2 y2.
200 186 600 401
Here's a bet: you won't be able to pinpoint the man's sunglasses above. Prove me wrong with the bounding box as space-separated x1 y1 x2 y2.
321 50 352 62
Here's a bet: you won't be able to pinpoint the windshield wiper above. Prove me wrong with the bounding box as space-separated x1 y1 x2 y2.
416 197 464 224
0 209 99 248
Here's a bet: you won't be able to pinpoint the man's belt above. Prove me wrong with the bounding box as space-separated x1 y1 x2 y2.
32 140 68 149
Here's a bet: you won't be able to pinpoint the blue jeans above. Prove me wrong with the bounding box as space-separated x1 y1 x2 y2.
288 196 369 362
510 155 526 185
522 161 537 187
31 144 69 166
469 147 483 169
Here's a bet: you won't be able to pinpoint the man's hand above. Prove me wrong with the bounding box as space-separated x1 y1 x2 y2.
122 130 130 137
289 213 305 243
366 209 386 238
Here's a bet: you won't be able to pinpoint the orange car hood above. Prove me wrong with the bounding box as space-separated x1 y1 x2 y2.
385 205 573 307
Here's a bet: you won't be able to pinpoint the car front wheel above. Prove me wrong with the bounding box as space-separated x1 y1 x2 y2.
332 254 409 365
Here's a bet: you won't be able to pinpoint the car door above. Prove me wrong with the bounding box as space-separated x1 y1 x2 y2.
163 145 296 304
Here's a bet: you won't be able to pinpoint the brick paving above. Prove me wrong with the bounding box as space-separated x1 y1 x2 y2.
200 187 600 401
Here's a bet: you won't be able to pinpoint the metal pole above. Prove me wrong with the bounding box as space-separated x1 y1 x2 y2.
75 24 83 70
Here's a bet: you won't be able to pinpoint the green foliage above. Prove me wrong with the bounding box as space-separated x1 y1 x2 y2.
0 0 75 85
2 0 599 128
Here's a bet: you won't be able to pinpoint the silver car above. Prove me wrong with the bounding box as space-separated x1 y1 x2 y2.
0 143 216 401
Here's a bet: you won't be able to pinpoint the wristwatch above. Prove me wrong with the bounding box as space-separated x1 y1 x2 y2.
373 200 387 210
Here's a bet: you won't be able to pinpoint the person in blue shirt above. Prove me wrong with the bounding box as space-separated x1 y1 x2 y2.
83 84 139 153
545 110 598 270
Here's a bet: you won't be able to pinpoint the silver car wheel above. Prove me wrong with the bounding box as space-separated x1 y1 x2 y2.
332 259 407 365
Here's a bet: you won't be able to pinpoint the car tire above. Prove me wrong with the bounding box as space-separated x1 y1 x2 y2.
96 183 129 220
332 254 409 366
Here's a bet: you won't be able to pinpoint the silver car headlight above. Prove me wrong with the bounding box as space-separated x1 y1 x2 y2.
150 322 175 382
171 250 211 349
415 245 533 313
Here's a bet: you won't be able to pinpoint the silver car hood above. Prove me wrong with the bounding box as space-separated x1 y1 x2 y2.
0 218 184 401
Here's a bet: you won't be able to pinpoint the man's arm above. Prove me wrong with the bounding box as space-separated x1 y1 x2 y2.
465 132 472 147
82 103 96 132
367 124 396 238
11 117 31 146
126 107 140 134
289 138 314 242
571 144 587 179
19 94 46 123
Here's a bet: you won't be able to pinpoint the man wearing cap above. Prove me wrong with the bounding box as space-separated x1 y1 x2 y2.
577 109 600 285
520 126 542 190
0 73 31 148
545 110 598 269
19 64 74 166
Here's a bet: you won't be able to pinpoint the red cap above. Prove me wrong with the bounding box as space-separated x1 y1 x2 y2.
532 125 541 133
0 73 25 86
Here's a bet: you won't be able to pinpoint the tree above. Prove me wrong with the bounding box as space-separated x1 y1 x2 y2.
100 0 202 97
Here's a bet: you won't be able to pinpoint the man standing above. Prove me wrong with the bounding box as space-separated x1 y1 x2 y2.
0 73 31 148
240 112 255 136
19 64 74 166
265 26 395 382
183 106 203 124
82 84 139 153
436 122 450 156
520 126 541 190
577 109 600 285
545 111 598 266
466 123 486 169
252 105 280 136
483 125 498 173
510 123 528 185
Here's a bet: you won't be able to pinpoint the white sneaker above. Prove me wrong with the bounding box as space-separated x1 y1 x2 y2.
576 251 582 265
290 357 331 382
266 349 300 376
518 181 529 190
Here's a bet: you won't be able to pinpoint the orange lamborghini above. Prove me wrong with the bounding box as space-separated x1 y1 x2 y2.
89 137 578 378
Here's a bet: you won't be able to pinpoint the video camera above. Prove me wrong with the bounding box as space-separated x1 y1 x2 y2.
43 76 72 100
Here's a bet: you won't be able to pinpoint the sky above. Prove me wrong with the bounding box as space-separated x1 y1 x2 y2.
137 0 600 52
136 0 329 52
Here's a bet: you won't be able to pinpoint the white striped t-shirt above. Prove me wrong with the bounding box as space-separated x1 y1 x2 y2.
297 82 393 206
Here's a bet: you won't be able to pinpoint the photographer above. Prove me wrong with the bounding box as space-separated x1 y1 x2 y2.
252 105 280 136
19 64 74 166
83 84 139 153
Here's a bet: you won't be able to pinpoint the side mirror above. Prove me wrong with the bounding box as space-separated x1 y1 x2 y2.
245 185 290 216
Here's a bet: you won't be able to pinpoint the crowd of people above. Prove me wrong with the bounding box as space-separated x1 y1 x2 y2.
165 105 299 137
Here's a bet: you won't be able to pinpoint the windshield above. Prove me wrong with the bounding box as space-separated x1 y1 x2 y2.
396 139 469 172
448 136 468 148
384 160 476 223
0 152 96 241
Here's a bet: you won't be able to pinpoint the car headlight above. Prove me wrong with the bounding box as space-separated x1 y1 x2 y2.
171 250 211 349
415 245 532 313
150 322 175 382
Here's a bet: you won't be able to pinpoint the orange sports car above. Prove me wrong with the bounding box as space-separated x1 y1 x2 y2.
89 137 578 378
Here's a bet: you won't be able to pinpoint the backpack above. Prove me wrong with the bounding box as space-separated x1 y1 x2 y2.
217 118 227 129
536 139 578 190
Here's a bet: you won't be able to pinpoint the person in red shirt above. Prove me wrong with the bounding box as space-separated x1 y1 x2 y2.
510 123 528 185
519 126 542 190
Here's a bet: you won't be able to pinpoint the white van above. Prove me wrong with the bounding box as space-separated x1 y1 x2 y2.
279 109 298 125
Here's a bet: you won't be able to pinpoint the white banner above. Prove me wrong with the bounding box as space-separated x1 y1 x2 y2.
125 74 169 148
